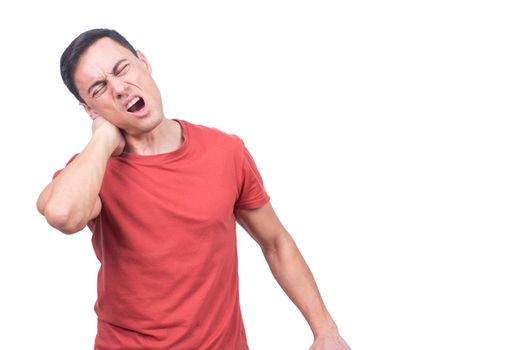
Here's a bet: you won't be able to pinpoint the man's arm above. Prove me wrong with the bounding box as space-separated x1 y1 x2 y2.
235 202 351 350
37 118 124 234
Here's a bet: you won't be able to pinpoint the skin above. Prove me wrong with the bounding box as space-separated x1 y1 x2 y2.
37 37 350 350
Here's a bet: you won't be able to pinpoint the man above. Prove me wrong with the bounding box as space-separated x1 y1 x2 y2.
37 28 350 350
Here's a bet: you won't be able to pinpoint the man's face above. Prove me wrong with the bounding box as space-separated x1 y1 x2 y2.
74 37 164 135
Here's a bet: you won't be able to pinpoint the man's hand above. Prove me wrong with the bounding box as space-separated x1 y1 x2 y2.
37 116 124 234
309 329 351 350
92 117 125 156
235 203 351 350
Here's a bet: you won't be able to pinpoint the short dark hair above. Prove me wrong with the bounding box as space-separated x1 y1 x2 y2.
60 28 138 103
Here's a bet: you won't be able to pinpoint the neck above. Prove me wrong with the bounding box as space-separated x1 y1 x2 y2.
123 119 183 156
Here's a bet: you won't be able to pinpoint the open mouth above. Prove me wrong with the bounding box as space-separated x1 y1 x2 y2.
126 96 145 113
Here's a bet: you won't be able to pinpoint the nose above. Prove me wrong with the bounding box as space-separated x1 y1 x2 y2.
108 76 128 100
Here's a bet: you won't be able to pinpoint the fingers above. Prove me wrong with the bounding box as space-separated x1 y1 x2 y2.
91 116 106 133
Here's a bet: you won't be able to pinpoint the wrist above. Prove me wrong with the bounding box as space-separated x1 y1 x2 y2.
312 316 338 339
91 128 120 156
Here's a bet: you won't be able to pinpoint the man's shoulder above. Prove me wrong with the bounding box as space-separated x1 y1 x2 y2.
180 119 245 149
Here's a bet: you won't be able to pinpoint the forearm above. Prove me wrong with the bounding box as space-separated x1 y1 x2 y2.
38 131 113 233
262 232 338 337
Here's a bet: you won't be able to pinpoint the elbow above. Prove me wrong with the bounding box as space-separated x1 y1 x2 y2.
261 231 294 258
42 203 86 235
261 235 298 273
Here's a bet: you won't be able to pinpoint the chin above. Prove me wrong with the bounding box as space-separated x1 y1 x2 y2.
133 113 165 134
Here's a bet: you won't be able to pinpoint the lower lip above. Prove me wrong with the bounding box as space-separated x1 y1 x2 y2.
127 99 150 118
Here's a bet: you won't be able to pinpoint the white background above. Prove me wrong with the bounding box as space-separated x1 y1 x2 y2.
1 1 523 349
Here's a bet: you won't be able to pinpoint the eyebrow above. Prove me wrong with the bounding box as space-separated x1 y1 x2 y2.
87 59 128 96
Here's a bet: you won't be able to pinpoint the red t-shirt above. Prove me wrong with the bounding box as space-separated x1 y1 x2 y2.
54 120 270 349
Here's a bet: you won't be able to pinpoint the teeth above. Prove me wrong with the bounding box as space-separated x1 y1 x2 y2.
126 96 140 110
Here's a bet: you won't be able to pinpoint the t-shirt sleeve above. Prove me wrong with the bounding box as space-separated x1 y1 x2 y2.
234 140 271 210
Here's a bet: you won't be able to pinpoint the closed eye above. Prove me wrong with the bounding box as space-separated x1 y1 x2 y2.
92 82 107 98
115 64 130 76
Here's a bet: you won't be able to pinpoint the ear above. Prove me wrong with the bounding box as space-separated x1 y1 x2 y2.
136 50 152 73
81 102 99 120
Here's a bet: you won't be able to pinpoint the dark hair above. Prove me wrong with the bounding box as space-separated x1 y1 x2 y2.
60 28 138 103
